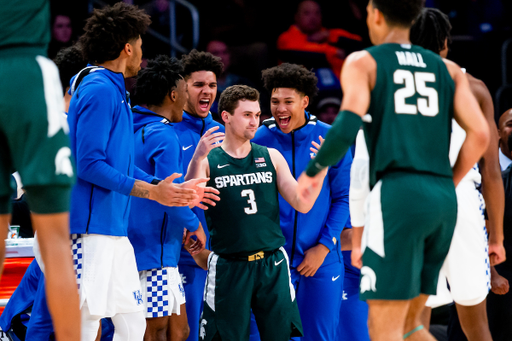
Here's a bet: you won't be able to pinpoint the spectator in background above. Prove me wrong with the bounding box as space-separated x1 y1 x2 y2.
315 97 340 125
498 109 512 171
206 40 255 117
48 14 74 60
277 0 363 80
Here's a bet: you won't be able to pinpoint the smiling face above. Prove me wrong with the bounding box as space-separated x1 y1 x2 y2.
223 100 261 141
184 71 217 118
270 88 308 134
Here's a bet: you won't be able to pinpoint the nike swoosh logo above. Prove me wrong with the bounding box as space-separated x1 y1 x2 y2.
332 275 340 281
217 164 230 169
275 259 284 266
182 145 193 151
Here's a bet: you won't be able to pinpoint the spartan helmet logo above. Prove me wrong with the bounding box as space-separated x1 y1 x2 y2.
200 319 207 340
55 147 74 177
360 266 377 294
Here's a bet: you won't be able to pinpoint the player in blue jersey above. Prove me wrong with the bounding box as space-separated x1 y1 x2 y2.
67 5 209 340
129 55 220 341
252 63 352 341
174 50 226 341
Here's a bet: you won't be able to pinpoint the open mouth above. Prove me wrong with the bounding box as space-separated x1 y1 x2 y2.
278 116 291 128
199 99 210 111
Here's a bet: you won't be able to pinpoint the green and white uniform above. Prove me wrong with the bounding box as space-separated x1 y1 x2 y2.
360 43 457 300
0 0 74 214
201 143 302 341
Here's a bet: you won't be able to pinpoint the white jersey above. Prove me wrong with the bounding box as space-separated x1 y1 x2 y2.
449 119 481 186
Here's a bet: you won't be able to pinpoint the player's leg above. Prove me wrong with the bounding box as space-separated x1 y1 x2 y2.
0 121 14 278
168 304 190 341
253 248 303 341
144 316 168 341
179 264 207 341
294 261 343 341
443 184 492 341
82 302 104 341
201 254 254 341
403 294 436 341
338 257 370 341
367 299 410 341
455 301 492 341
32 211 80 340
111 311 146 341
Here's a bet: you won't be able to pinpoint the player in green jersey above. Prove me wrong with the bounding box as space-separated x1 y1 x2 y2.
0 0 80 339
297 0 490 340
185 84 327 341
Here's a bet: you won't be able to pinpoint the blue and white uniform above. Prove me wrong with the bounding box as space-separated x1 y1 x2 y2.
67 67 153 319
427 119 490 307
174 111 224 341
252 112 352 341
129 106 201 318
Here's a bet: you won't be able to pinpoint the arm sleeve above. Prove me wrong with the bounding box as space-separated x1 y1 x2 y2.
74 83 135 196
318 149 353 251
349 129 370 227
146 127 200 231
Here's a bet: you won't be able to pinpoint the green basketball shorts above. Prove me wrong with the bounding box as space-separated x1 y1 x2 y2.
200 247 303 341
360 171 457 301
0 47 74 214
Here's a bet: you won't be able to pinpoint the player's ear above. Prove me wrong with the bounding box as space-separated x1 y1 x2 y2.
302 95 309 109
169 90 177 102
221 110 230 124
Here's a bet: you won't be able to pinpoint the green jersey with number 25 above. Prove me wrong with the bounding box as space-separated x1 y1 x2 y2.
364 43 455 189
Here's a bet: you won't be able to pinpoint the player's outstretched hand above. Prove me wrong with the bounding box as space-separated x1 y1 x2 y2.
193 126 224 161
297 244 329 277
153 173 198 207
309 135 324 158
184 224 206 255
491 266 509 295
489 242 506 266
182 177 220 210
351 246 363 269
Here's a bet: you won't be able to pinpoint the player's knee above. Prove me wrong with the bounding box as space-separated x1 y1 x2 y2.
174 323 190 341
113 311 146 341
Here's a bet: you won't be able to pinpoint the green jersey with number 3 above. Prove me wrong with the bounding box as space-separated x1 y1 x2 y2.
364 43 455 188
205 143 285 256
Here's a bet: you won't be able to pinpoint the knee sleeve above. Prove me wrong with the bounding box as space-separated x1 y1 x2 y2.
112 311 146 341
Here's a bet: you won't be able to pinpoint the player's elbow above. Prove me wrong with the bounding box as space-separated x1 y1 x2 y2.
296 202 313 214
475 124 491 155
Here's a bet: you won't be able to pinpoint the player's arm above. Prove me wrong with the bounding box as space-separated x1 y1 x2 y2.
183 233 212 270
298 51 373 198
269 148 326 213
445 60 490 187
468 74 506 265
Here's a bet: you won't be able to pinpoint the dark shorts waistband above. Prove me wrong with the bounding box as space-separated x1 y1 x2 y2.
219 249 279 262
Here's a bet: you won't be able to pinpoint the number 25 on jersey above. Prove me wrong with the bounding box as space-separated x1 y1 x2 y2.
394 70 439 117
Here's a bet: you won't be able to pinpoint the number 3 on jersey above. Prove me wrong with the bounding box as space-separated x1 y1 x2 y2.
241 189 258 214
394 70 439 117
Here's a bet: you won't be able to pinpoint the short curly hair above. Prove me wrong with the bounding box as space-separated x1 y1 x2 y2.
54 44 87 90
219 85 260 115
410 8 452 55
79 3 151 64
372 0 423 28
180 49 224 80
261 63 318 99
134 55 183 106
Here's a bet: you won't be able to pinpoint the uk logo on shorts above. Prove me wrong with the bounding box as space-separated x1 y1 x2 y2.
133 290 143 305
178 283 185 298
360 266 377 293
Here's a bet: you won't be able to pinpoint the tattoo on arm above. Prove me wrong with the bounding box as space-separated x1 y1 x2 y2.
130 180 150 199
